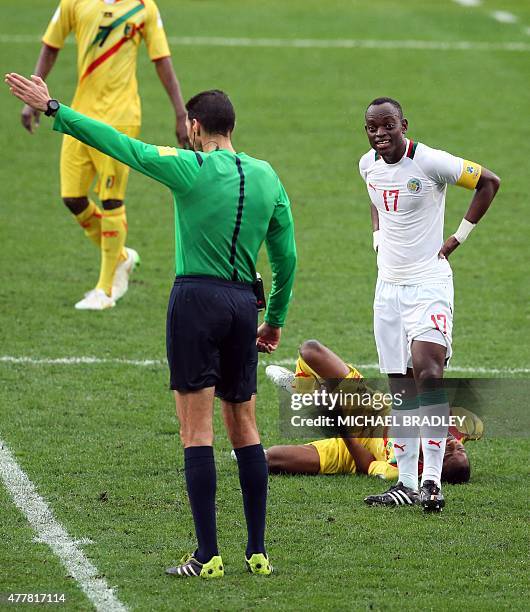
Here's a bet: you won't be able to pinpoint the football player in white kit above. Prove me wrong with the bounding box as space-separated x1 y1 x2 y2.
359 98 500 511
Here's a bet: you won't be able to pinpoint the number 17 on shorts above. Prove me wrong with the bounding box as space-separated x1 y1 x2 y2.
373 279 454 374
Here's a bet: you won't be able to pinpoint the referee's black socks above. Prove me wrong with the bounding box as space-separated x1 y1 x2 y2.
184 446 219 563
234 444 268 557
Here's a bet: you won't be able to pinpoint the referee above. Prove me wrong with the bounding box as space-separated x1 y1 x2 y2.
6 73 297 579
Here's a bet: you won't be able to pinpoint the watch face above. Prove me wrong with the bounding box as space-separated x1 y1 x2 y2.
46 100 60 115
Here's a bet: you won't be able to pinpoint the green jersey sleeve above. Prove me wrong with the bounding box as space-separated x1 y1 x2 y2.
264 179 297 327
53 105 199 193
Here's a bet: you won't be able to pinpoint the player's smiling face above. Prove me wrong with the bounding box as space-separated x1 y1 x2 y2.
365 103 408 163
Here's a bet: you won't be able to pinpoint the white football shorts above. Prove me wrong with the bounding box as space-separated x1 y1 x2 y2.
373 277 454 374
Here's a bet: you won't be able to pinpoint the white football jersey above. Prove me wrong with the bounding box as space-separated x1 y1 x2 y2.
359 139 480 285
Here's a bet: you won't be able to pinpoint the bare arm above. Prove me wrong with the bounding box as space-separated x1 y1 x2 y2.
21 43 59 134
439 166 501 258
461 167 501 224
154 57 189 148
370 202 379 231
371 203 380 252
342 438 376 474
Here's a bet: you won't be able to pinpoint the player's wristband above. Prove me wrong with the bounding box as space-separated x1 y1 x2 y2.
453 218 476 244
373 230 380 252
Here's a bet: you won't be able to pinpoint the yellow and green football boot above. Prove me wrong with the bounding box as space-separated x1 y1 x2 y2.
166 553 224 578
245 553 273 576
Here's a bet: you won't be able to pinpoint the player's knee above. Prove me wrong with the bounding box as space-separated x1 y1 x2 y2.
63 197 89 215
299 339 323 366
415 363 443 384
102 199 124 211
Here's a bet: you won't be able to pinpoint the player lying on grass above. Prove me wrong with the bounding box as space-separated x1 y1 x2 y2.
358 97 500 512
264 339 480 495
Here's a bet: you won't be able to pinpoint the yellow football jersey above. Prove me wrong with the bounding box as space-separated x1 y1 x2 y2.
43 0 170 126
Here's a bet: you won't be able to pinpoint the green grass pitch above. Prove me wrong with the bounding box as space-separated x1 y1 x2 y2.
0 0 529 609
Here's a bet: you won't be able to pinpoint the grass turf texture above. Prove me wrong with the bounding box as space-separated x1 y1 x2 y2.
0 0 529 609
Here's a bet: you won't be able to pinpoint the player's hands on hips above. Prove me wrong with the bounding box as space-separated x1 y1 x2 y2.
176 118 190 149
5 73 51 113
21 104 40 134
257 322 281 353
438 236 460 259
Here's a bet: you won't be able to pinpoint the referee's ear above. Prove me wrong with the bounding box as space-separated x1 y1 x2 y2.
191 118 201 137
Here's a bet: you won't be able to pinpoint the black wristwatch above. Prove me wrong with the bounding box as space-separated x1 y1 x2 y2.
45 99 60 117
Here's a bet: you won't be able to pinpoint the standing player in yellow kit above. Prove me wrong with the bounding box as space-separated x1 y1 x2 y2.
22 0 188 310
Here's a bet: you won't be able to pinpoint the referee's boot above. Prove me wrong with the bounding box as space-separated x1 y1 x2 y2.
364 482 420 507
165 553 224 579
420 480 445 513
245 553 273 576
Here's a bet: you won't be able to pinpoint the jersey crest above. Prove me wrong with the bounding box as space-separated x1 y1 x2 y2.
406 177 422 194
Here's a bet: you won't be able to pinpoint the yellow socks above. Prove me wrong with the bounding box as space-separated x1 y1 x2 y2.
73 200 128 296
96 206 128 296
75 199 102 247
294 354 321 393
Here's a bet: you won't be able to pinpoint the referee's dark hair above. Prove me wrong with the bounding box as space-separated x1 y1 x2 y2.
186 90 236 136
366 97 403 119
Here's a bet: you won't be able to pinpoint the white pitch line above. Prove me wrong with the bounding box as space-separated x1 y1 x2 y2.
0 33 529 52
0 355 528 374
491 11 518 24
453 0 481 7
0 439 127 612
0 355 162 367
164 36 530 52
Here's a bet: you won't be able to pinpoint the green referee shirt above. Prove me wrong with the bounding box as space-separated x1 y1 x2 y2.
53 105 297 327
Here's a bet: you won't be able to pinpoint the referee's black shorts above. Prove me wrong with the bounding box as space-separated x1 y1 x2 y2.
166 275 258 403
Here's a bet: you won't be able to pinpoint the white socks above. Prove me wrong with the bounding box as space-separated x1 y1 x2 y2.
390 404 420 491
420 400 450 486
391 389 450 490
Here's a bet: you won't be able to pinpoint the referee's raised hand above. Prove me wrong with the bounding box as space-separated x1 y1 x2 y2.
6 73 51 112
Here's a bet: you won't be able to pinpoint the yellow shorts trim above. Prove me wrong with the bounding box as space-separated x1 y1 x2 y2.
60 125 140 201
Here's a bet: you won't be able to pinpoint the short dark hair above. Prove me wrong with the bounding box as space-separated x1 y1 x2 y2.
366 97 403 119
442 458 471 484
186 90 235 136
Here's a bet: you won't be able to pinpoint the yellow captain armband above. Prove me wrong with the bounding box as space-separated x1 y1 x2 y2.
157 146 178 157
456 160 482 189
